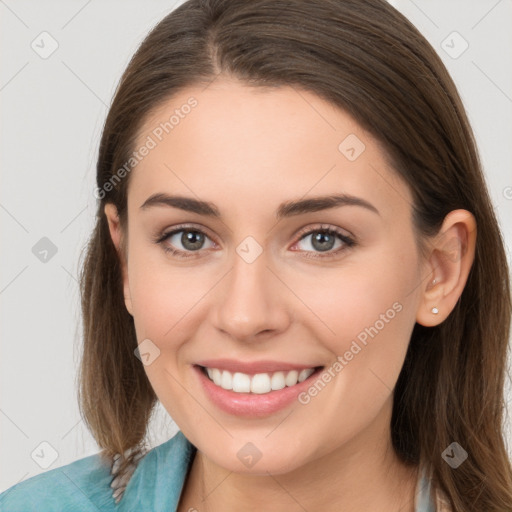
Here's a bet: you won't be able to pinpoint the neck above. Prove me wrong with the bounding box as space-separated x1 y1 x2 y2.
178 400 419 512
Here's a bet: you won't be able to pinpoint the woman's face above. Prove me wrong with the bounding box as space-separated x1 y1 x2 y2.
107 77 429 474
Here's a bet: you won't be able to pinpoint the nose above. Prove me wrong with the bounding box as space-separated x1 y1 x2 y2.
212 247 291 343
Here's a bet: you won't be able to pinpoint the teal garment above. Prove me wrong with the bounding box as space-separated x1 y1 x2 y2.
0 430 437 511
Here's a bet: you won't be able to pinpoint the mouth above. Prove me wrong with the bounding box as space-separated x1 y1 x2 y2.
192 359 326 417
197 365 324 394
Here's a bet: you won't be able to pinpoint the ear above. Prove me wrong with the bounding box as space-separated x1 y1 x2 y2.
104 203 133 316
416 209 477 327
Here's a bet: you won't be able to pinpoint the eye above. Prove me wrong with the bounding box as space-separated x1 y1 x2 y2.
154 223 356 260
155 224 216 258
291 224 356 259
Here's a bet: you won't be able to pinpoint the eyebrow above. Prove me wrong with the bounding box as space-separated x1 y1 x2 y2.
139 192 380 219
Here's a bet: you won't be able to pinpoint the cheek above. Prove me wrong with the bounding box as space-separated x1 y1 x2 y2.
295 241 419 376
129 269 202 345
126 234 206 337
287 247 419 434
126 253 206 424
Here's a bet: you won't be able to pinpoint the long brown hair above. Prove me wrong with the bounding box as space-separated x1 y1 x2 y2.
77 0 512 509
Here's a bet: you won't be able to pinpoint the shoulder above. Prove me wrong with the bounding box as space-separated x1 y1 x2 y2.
116 431 196 511
0 450 116 512
0 432 196 512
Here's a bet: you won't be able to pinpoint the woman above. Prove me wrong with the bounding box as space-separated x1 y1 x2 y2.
1 0 510 510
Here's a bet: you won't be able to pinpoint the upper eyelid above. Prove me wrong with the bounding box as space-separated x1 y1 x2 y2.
162 223 216 239
294 223 353 240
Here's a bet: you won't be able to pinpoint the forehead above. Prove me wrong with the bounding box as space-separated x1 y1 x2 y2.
129 78 412 220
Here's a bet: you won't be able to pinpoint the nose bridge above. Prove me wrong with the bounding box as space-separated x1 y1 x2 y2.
213 236 289 340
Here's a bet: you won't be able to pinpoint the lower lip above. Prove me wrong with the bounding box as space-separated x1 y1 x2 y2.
193 365 324 417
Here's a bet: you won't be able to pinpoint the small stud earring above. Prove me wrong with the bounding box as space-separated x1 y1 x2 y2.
431 307 439 314
432 279 437 285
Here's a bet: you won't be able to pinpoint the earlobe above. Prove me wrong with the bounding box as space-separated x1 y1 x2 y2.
104 203 134 317
416 209 477 327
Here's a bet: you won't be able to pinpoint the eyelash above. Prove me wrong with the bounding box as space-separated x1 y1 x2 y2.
154 223 356 260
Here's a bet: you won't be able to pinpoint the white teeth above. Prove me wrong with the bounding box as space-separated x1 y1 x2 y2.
220 370 232 390
212 368 222 386
298 368 315 382
285 370 299 387
270 371 286 390
251 373 271 394
203 366 317 394
232 372 251 392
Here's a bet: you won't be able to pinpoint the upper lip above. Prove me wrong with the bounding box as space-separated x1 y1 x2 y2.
195 358 323 375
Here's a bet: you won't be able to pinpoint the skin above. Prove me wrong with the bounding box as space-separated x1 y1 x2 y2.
104 77 476 512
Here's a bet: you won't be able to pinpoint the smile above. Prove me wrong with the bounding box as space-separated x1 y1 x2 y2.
200 366 321 394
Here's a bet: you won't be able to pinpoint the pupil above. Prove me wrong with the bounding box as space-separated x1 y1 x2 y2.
312 231 334 252
182 231 204 250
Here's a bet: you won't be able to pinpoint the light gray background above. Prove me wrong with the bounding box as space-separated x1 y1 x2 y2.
1 0 511 492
